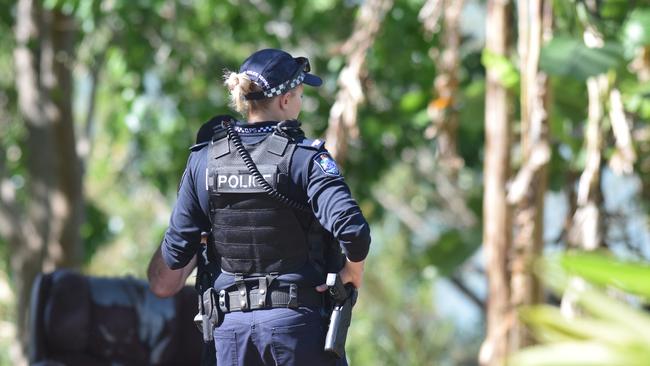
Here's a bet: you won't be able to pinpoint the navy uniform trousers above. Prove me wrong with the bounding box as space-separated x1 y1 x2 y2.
213 306 347 366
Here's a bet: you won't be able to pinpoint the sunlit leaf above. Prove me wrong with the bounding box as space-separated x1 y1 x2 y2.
481 49 519 88
540 36 623 80
561 252 650 299
520 305 641 346
422 229 481 277
573 286 650 340
509 341 648 366
400 90 427 112
517 255 650 366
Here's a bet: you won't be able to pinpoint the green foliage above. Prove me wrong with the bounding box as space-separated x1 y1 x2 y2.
560 252 650 300
400 90 428 113
510 253 650 366
457 76 486 169
80 202 112 264
622 8 650 57
481 50 520 88
349 215 482 365
540 36 624 81
572 0 637 39
4 0 650 364
422 229 481 277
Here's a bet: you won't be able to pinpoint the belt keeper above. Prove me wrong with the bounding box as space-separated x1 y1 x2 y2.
258 277 268 307
288 284 298 308
219 290 228 313
235 274 248 311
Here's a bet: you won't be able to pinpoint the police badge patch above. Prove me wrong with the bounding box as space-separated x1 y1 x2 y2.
315 153 340 176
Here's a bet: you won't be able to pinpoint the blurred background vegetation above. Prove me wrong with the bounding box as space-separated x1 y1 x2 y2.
1 0 650 365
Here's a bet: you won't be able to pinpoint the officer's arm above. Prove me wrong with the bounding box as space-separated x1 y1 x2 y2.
305 150 371 262
303 148 371 288
151 150 210 295
148 245 196 297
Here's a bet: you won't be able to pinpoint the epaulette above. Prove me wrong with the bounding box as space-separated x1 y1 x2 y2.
190 141 209 151
297 138 326 151
189 115 233 151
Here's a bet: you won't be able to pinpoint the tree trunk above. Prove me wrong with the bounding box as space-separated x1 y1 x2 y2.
479 1 512 365
418 0 477 229
324 0 393 163
568 10 608 250
608 88 636 175
425 0 465 173
508 0 552 351
7 0 82 361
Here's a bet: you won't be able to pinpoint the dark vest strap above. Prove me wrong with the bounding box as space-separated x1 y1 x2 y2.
212 136 230 159
267 134 289 156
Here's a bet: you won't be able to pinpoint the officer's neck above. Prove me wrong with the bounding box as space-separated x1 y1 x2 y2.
247 109 289 123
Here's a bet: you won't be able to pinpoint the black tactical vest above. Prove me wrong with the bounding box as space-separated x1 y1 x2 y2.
206 127 312 275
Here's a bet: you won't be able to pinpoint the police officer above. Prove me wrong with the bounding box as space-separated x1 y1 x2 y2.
148 48 370 366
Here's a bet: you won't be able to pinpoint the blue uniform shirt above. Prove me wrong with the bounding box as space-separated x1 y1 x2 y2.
161 121 371 288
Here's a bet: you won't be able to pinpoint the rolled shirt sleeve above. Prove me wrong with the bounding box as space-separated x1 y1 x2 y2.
161 149 211 269
305 150 371 262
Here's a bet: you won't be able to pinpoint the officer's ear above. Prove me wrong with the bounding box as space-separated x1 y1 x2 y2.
277 92 290 110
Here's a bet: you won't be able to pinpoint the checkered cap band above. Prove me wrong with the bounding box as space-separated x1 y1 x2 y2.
261 72 305 98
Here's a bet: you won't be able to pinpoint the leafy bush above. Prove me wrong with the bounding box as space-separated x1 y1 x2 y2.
510 252 650 366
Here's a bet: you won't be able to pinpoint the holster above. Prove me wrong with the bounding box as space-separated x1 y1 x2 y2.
194 288 222 342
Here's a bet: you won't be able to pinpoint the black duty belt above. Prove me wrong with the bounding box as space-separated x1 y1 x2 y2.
218 283 323 313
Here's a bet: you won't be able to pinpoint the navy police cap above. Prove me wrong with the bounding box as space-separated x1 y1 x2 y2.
240 49 322 100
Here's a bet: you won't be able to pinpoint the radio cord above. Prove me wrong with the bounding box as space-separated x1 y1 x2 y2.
222 118 311 213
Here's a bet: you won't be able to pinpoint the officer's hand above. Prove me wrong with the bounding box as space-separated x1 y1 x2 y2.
315 259 365 292
340 259 364 288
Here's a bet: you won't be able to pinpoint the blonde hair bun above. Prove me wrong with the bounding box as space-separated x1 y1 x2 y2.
223 70 256 115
